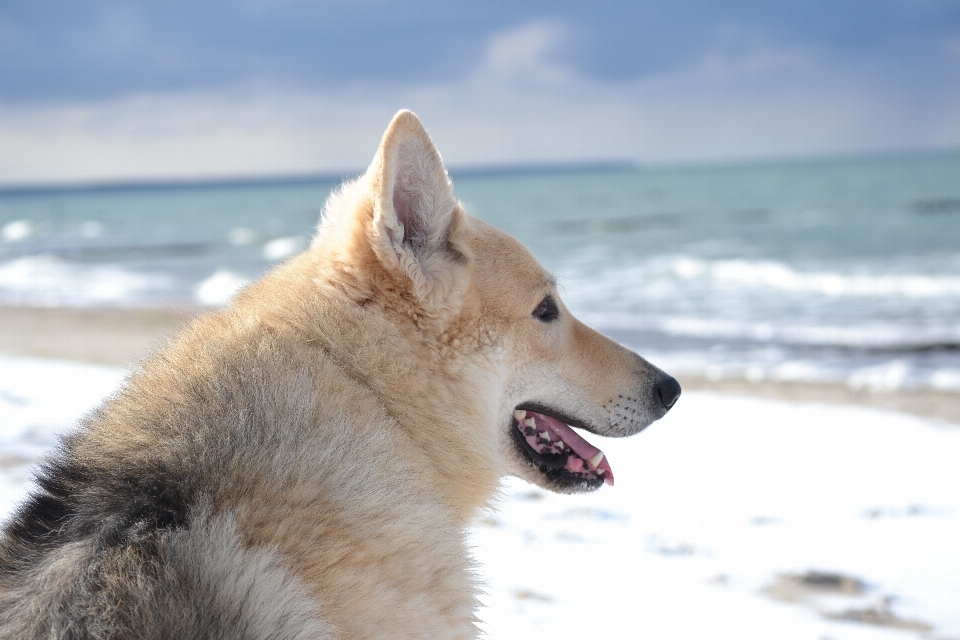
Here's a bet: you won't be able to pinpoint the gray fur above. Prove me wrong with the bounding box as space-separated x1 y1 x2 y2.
1 506 334 639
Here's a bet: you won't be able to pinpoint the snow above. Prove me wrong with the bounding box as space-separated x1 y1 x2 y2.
0 355 127 516
1 355 957 638
474 397 960 639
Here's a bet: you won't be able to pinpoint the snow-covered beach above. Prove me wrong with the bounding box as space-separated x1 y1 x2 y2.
474 395 960 639
2 351 957 639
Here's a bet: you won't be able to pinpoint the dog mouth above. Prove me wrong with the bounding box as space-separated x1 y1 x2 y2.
510 408 614 489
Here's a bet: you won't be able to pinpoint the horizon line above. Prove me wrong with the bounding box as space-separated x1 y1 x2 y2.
0 160 636 196
2 147 959 196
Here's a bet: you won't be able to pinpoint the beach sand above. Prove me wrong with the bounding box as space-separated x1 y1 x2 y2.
0 304 203 367
1 304 957 426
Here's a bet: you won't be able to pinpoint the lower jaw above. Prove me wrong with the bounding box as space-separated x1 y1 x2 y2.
509 424 604 492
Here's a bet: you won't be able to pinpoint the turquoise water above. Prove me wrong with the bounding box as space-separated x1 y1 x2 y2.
2 152 959 391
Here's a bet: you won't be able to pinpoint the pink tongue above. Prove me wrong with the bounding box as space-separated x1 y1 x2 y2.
534 413 614 486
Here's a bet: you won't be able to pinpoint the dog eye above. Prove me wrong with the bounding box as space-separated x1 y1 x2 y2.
532 295 560 322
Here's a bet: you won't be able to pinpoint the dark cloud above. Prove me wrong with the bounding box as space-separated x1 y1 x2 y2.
2 0 958 102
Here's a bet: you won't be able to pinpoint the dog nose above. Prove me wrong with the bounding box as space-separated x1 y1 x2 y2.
656 375 681 410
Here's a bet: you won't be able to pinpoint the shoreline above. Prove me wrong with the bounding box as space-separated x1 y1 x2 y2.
0 304 203 367
1 304 957 426
677 376 960 427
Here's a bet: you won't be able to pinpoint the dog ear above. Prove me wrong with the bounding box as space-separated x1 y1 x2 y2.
366 110 467 306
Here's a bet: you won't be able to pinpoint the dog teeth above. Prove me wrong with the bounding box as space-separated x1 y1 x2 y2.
524 417 536 428
538 431 550 441
587 451 605 469
514 410 527 421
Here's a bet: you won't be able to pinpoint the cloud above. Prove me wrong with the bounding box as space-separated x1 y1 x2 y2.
683 25 823 84
2 20 960 186
477 21 572 84
0 89 338 184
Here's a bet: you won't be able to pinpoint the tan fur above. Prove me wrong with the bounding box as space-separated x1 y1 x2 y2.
0 110 676 639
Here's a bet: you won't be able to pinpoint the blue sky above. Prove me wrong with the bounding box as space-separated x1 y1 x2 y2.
2 1 959 185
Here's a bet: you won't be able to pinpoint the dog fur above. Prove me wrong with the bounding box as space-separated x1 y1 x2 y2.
0 111 678 639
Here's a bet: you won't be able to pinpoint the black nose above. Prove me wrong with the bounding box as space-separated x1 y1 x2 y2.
656 375 681 410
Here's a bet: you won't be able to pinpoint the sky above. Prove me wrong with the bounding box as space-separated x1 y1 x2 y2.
2 0 960 185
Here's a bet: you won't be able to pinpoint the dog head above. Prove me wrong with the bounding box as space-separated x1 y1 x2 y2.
313 110 679 495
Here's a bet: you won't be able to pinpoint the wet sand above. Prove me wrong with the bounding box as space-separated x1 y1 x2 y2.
678 376 960 427
1 304 957 426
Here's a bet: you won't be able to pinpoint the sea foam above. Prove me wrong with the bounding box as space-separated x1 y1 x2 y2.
0 255 172 306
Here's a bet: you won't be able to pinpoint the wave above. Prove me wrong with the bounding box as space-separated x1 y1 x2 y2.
194 270 250 306
629 348 960 393
646 256 960 298
0 255 173 306
561 254 960 303
0 241 215 262
580 312 960 352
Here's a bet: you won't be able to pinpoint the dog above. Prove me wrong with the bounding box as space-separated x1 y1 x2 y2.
0 110 679 638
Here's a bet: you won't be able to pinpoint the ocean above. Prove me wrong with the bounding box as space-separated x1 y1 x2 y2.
2 152 959 393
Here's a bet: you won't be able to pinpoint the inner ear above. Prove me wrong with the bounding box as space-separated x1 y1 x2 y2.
393 187 415 243
391 142 430 245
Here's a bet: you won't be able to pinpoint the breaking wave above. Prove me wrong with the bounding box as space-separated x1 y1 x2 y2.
0 255 174 306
